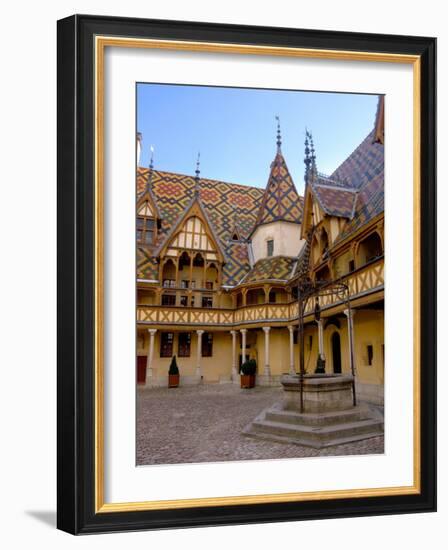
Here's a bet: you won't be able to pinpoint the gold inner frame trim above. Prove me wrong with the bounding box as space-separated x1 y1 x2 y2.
94 35 421 514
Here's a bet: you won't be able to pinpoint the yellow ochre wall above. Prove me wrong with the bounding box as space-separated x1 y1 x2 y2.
138 310 384 403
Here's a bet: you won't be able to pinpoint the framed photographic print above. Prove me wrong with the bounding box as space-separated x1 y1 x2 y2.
57 14 436 534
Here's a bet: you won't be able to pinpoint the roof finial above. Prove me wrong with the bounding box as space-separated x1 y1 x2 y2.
194 151 201 197
149 145 154 170
146 145 155 192
275 115 282 152
304 129 311 183
309 133 317 175
304 129 317 183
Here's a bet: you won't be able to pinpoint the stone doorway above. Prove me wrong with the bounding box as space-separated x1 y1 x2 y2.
331 332 342 373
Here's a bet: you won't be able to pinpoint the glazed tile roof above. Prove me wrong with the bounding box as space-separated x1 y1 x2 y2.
304 127 384 247
330 129 384 244
136 122 383 285
242 256 297 284
254 151 303 230
330 130 384 191
312 179 358 219
136 168 264 284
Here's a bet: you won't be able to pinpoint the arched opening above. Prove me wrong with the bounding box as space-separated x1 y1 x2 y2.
357 232 383 265
331 332 342 374
205 263 218 290
312 235 320 264
162 259 176 288
236 292 243 308
316 265 331 282
177 252 191 288
193 252 204 267
192 252 205 288
246 288 264 305
321 228 329 258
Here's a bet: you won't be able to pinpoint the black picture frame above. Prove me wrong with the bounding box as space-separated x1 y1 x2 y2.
57 14 436 534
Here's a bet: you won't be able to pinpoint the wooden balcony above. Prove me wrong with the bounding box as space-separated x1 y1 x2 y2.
137 258 384 328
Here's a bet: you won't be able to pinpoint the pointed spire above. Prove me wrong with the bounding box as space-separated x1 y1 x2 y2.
194 151 201 198
304 130 311 182
304 130 317 183
309 133 317 175
275 115 282 152
149 145 154 170
146 145 155 192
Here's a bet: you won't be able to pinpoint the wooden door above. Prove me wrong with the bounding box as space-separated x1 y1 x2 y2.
137 356 147 384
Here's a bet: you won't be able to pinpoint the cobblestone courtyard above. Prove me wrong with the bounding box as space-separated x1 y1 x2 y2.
136 384 384 465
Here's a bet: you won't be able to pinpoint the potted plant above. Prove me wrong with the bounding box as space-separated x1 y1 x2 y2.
240 358 257 389
168 355 180 388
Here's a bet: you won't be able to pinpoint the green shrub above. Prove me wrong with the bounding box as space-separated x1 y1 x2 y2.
168 355 179 375
241 359 257 376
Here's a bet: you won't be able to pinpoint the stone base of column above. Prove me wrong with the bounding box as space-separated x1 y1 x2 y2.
257 374 283 387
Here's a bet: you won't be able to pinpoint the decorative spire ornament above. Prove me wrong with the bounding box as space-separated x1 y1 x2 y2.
304 130 317 183
275 115 282 152
147 145 155 192
194 151 201 197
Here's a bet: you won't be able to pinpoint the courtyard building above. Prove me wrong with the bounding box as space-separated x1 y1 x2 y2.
136 98 385 405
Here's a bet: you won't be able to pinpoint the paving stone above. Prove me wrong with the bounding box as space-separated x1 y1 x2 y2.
136 384 384 465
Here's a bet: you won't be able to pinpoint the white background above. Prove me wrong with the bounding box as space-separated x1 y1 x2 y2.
0 1 444 548
105 48 414 502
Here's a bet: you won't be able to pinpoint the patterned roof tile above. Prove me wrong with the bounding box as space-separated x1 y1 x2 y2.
254 152 303 229
136 168 264 284
242 256 297 284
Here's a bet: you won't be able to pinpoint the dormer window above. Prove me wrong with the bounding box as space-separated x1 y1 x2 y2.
267 239 274 257
137 215 155 245
137 200 157 246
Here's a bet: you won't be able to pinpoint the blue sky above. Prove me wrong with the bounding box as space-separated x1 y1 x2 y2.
137 83 378 194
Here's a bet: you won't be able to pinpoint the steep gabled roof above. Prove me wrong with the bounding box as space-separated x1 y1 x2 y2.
330 129 384 244
253 152 303 231
311 177 358 219
136 168 264 283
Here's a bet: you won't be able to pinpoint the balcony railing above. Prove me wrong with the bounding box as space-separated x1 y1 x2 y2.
138 258 384 327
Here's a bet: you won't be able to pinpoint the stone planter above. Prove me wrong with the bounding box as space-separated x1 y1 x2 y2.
241 374 256 389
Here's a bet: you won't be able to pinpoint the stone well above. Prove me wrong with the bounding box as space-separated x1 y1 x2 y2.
282 373 355 413
242 373 383 449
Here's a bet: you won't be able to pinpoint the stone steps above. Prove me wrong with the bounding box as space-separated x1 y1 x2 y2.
243 406 383 449
265 404 371 427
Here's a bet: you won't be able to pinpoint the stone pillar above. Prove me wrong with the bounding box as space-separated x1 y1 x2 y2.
230 330 238 380
262 327 271 376
316 319 326 373
288 326 295 375
196 330 204 378
317 320 325 360
343 309 357 375
240 329 247 364
145 329 157 386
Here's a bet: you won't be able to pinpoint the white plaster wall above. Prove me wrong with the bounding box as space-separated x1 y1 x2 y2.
251 221 305 262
